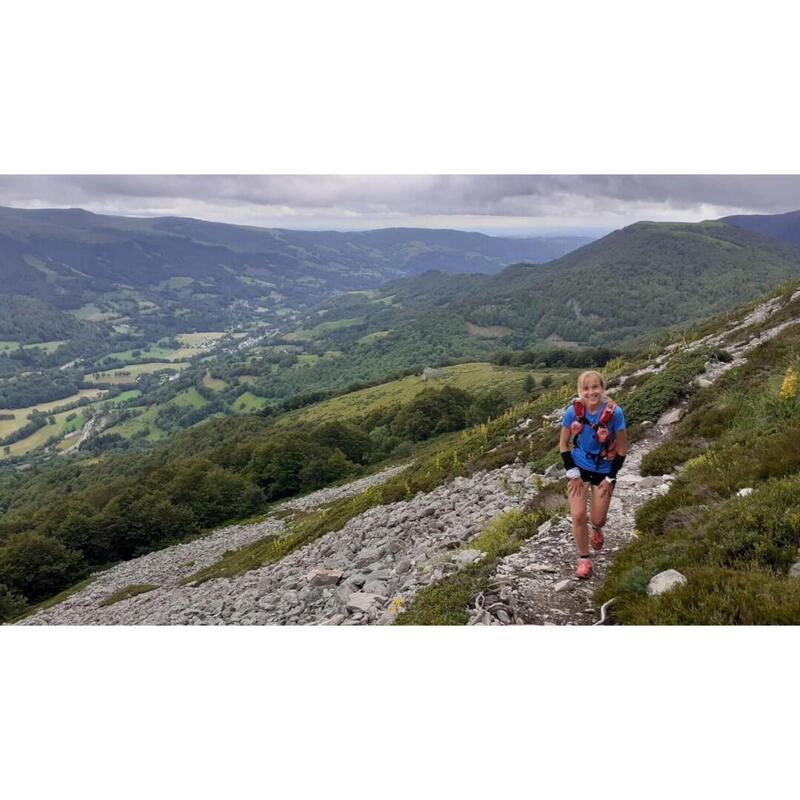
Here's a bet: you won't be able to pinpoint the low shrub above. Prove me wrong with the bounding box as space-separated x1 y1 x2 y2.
640 436 707 476
622 350 709 428
99 583 159 607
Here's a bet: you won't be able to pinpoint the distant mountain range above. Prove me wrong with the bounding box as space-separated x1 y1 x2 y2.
0 206 592 313
719 209 800 245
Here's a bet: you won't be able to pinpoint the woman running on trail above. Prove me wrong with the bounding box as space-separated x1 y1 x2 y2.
559 370 628 579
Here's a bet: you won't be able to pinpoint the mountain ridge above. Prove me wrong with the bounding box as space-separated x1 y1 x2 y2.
719 209 800 245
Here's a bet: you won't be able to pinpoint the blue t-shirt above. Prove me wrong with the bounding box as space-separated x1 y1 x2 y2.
561 401 626 474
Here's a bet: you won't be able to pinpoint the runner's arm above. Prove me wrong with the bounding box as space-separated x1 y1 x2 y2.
615 428 628 457
559 425 572 454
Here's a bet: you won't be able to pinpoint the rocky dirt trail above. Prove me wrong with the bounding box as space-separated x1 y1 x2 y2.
471 410 678 625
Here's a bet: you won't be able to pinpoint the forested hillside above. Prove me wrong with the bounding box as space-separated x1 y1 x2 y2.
451 220 800 348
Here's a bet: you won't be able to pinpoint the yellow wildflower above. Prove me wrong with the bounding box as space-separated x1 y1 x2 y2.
389 597 405 616
779 366 798 403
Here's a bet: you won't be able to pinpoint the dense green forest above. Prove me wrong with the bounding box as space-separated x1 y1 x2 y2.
0 295 86 342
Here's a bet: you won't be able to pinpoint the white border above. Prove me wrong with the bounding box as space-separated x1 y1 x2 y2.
2 3 800 798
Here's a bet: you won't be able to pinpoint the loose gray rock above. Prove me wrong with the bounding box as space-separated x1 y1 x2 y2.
788 563 800 579
362 580 388 596
354 547 383 567
283 590 300 607
346 592 382 613
527 563 557 573
639 476 668 488
736 487 754 497
647 569 687 596
554 579 573 592
346 574 367 589
660 407 685 425
306 568 343 586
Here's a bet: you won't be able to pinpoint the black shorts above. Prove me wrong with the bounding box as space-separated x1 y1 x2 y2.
578 467 610 486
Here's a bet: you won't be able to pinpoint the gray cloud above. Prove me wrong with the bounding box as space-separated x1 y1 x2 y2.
0 175 799 232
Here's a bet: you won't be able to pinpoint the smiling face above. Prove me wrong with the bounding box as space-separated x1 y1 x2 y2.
580 375 604 411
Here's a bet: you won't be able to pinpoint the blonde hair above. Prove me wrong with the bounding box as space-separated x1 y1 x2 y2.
577 370 606 397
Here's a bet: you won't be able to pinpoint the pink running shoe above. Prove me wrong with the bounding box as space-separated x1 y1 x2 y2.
591 525 604 551
576 557 592 579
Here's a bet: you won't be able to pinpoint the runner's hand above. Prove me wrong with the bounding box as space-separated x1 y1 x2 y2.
567 477 583 497
598 479 614 500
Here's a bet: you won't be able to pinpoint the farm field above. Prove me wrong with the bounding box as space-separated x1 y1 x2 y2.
202 371 229 391
231 391 269 412
0 389 148 459
103 332 225 365
0 339 67 354
104 345 183 363
84 361 189 384
102 406 167 442
0 389 107 439
172 387 208 409
3 406 90 457
70 303 123 322
110 390 142 404
283 316 364 342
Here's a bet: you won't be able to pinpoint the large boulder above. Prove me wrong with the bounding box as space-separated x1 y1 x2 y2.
647 569 687 596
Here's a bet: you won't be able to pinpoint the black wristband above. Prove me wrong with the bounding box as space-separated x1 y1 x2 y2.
561 450 576 470
609 453 626 479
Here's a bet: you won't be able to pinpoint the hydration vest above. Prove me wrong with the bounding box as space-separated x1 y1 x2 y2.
569 398 618 466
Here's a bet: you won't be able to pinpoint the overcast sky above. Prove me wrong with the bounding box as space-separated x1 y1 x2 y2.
1 175 799 236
